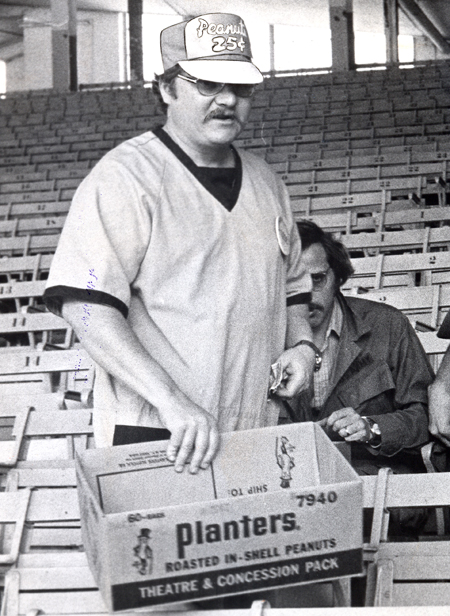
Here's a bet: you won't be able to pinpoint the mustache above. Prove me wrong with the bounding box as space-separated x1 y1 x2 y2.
308 302 323 312
205 109 240 123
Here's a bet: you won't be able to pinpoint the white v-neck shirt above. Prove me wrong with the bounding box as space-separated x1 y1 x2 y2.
44 130 310 446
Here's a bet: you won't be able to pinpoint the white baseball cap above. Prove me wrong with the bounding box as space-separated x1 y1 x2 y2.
160 13 263 85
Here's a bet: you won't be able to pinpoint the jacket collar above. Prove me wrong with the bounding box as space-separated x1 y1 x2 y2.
327 292 372 393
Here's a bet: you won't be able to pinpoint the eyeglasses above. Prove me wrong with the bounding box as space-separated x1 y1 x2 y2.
177 74 256 98
311 267 331 291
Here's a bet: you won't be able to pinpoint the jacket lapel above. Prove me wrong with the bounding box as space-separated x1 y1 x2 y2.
326 294 372 400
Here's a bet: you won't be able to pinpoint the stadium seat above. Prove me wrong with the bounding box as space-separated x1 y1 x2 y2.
363 469 450 607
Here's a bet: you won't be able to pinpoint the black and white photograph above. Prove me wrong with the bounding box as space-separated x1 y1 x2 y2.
0 1 450 615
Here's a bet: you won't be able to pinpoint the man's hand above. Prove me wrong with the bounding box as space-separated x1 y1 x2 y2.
428 383 450 447
318 407 369 442
273 345 315 399
158 401 220 474
61 299 221 474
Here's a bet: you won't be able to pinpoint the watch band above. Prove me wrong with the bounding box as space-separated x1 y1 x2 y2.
292 340 323 372
361 416 382 448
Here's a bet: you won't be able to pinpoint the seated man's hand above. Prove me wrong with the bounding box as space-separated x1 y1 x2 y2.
158 401 220 475
428 383 450 447
318 407 369 443
274 345 315 399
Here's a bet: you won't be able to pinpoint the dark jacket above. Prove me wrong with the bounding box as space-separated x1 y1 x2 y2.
290 293 434 473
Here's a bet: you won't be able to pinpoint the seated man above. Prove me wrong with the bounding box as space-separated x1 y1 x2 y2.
286 220 433 477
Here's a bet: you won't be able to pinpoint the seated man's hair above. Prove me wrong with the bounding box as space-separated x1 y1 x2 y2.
297 219 354 287
152 64 182 114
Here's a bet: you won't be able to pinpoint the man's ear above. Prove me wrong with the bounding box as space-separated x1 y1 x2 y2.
160 80 175 105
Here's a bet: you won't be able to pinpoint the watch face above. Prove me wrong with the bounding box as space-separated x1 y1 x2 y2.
369 424 381 447
362 417 381 446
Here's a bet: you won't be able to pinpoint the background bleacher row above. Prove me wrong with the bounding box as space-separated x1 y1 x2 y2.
0 64 449 359
2 61 450 615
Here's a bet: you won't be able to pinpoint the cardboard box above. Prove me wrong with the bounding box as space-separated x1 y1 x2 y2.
76 422 363 611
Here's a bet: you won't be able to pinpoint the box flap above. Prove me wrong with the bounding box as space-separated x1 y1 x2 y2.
313 424 361 483
78 423 324 514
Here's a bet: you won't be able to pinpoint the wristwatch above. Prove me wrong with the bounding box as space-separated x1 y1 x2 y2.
361 416 382 449
292 340 323 372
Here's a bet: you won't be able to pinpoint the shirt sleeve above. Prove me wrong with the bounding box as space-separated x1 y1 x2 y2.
278 177 312 301
43 153 153 319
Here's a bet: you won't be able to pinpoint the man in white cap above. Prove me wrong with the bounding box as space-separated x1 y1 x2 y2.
43 13 315 473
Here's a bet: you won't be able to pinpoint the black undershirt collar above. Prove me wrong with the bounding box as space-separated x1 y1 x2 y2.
153 126 242 212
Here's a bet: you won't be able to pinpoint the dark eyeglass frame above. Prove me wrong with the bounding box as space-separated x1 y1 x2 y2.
311 267 331 291
177 74 256 98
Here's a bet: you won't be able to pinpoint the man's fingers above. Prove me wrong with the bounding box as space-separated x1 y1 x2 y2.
200 426 220 470
325 412 342 428
276 372 307 399
345 429 367 442
166 427 185 463
273 368 293 398
333 419 348 432
320 413 369 443
329 408 354 422
188 427 210 475
334 417 357 431
174 426 197 472
163 407 220 474
327 409 358 430
338 425 353 439
337 418 367 440
275 384 291 399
